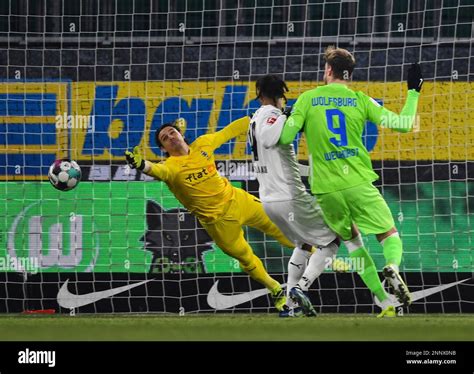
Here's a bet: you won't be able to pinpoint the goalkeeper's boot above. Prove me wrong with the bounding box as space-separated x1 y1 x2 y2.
279 305 304 318
377 305 396 318
289 287 317 317
270 286 287 312
383 265 412 307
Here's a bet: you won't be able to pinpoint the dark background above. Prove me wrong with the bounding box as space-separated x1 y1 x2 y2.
0 0 472 82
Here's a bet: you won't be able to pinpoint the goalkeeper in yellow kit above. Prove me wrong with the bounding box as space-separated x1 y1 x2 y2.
125 116 294 311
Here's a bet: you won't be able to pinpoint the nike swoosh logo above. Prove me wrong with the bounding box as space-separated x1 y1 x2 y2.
57 277 471 310
375 278 471 308
207 280 287 310
208 278 472 310
57 279 152 309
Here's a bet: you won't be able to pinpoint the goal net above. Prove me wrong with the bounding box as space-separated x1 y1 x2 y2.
0 0 472 315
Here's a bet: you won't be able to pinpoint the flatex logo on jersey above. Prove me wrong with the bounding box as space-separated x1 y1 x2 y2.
6 201 99 272
184 165 216 184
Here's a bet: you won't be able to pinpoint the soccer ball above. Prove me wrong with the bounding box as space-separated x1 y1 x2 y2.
48 159 82 191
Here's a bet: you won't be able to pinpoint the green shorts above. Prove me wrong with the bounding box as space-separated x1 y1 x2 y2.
315 182 395 241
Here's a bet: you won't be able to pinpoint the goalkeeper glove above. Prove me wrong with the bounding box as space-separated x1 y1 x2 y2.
125 146 145 170
282 105 293 117
407 63 423 92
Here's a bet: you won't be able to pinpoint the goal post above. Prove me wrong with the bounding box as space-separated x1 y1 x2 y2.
0 0 472 314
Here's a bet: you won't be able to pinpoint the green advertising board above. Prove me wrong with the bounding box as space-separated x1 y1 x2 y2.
0 181 242 273
0 181 472 273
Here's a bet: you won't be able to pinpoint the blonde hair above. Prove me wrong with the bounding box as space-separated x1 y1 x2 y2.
324 46 356 80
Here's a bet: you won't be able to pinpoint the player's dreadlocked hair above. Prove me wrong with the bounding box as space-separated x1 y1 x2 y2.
255 74 289 104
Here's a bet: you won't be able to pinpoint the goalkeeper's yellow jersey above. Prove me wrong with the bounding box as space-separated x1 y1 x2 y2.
147 116 250 223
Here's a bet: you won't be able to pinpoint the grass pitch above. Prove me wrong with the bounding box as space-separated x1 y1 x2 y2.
0 314 473 341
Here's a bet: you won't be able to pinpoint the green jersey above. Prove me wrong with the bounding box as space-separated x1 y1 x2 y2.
280 83 420 194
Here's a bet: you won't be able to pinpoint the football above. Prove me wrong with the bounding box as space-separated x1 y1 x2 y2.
48 159 82 191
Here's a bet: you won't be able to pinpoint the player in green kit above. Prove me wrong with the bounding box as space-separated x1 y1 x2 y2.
279 46 423 317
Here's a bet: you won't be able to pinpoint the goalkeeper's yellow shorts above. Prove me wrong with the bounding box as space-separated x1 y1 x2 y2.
200 187 294 267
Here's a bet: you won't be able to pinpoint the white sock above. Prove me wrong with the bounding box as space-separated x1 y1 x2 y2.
287 247 311 305
296 242 338 291
388 264 400 273
343 234 364 253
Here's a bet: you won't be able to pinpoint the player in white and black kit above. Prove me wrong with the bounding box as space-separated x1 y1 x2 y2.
248 75 340 317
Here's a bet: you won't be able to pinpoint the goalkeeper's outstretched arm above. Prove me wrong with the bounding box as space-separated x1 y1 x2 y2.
125 146 171 181
205 116 251 151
